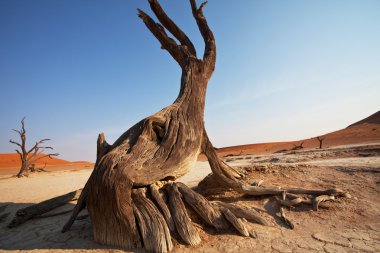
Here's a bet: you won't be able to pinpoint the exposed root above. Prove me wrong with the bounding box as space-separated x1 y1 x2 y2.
251 179 264 187
280 207 294 229
212 201 269 226
132 188 172 253
130 181 271 251
176 182 228 230
313 195 335 211
202 127 349 200
62 186 87 232
12 170 348 253
150 184 175 232
221 207 249 237
275 196 304 208
279 192 294 229
167 183 201 246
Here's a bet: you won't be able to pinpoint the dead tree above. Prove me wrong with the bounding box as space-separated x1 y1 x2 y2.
292 141 304 150
316 136 325 149
58 1 347 252
9 118 59 177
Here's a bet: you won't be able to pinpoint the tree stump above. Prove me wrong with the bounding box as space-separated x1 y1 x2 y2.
59 1 349 252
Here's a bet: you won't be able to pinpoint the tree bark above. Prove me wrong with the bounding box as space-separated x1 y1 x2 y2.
60 1 348 252
64 0 216 249
8 189 82 228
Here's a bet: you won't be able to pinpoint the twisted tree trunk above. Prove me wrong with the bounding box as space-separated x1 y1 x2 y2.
60 1 348 252
63 0 216 249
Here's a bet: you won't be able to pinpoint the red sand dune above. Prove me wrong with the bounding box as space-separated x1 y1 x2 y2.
348 110 380 127
1 110 379 172
213 110 380 157
0 153 72 169
0 153 94 176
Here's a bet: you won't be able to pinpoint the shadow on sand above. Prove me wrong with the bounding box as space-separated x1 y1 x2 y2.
0 202 145 252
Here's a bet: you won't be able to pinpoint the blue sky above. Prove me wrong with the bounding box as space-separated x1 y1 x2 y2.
1 0 379 162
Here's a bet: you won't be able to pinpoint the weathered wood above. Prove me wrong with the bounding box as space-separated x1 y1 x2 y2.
132 188 172 253
167 183 201 246
150 184 175 232
96 132 110 164
62 185 88 232
280 207 294 229
8 189 82 228
147 0 197 56
202 131 348 198
221 207 249 237
213 201 269 226
279 192 294 229
57 1 348 252
313 195 335 211
77 0 216 249
176 182 228 229
275 196 304 208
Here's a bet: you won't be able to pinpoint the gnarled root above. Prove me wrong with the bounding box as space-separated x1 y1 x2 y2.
60 181 268 252
201 128 349 230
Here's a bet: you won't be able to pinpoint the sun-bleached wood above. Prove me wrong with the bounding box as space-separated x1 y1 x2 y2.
132 188 172 253
221 207 249 237
176 182 228 229
150 184 175 232
213 201 269 226
57 0 349 252
167 183 201 246
62 0 217 249
8 189 81 228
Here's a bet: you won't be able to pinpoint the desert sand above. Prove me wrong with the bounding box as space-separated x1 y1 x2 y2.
1 115 380 252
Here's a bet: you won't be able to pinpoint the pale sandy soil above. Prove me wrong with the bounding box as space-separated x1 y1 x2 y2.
1 144 380 252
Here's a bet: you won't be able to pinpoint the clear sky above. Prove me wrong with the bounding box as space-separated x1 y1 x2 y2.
1 0 379 162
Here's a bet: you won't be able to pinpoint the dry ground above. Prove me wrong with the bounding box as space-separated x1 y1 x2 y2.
0 143 379 253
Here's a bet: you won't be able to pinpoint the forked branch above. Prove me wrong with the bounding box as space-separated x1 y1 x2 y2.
137 9 188 68
148 0 197 56
189 0 216 70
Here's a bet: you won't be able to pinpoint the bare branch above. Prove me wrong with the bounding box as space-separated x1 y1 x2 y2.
20 117 26 135
29 153 59 164
15 149 23 160
148 0 197 56
189 0 216 68
27 144 53 163
37 146 53 150
27 139 51 154
12 129 22 136
9 139 22 149
137 9 188 68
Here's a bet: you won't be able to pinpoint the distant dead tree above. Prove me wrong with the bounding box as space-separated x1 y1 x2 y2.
9 118 59 177
292 141 304 150
316 136 325 149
